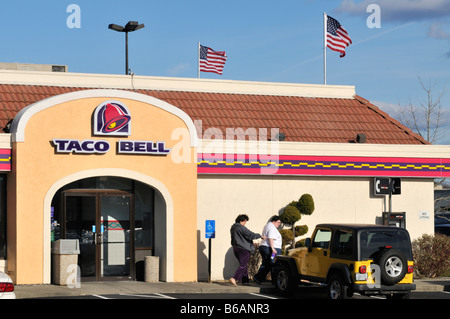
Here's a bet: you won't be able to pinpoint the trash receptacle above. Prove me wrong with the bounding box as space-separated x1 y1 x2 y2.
51 239 80 286
144 256 159 282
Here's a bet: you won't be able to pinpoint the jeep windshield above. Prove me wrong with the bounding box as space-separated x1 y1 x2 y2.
359 229 412 260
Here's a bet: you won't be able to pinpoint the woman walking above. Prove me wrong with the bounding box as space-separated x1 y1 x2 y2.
253 215 282 284
229 214 265 286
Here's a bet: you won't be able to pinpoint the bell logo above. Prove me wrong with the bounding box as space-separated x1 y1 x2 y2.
94 100 131 136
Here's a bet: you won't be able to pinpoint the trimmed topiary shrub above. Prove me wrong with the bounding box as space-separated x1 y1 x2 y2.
280 205 301 225
279 229 294 254
294 225 308 237
297 194 315 215
279 194 315 252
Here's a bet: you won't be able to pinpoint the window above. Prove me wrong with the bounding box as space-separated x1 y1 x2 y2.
0 176 6 259
331 229 354 258
134 182 154 249
312 228 331 249
360 229 412 260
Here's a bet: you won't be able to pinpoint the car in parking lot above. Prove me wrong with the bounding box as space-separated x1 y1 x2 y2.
272 224 415 299
0 271 15 299
435 212 450 236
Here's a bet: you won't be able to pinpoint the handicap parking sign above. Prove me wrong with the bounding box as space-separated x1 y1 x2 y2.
205 220 215 239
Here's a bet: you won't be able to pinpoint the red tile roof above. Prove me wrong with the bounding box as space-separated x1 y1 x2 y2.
0 84 428 144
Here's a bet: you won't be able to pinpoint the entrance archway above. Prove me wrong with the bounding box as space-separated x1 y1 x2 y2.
43 169 174 284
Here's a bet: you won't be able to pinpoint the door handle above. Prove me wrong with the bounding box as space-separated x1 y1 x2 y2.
95 233 102 245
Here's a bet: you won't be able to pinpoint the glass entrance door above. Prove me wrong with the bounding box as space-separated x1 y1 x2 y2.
63 191 134 281
100 195 132 279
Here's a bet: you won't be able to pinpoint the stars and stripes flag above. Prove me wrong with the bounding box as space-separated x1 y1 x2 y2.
199 44 227 75
326 15 352 58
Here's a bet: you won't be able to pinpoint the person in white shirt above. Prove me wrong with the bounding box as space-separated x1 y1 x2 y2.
253 215 282 284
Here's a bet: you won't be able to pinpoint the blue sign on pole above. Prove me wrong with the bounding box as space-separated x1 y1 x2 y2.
205 220 215 239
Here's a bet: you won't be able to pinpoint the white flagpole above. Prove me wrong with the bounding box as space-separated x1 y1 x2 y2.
198 42 201 79
323 12 327 85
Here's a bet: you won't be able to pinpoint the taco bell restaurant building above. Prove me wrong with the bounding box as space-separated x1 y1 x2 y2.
0 69 449 285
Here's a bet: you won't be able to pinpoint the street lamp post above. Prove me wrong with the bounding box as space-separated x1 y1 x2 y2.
108 21 145 75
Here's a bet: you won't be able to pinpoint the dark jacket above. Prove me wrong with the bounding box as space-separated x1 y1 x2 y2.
230 223 261 252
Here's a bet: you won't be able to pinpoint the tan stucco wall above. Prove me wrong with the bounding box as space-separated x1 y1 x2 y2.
196 138 440 281
7 90 198 284
196 175 434 281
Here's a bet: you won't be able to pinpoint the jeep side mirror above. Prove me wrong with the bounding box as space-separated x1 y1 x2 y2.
305 238 311 248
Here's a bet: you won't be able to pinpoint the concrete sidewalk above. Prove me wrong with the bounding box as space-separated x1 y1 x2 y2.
14 280 263 299
13 277 450 299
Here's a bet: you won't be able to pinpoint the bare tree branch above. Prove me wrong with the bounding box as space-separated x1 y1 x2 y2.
401 77 446 144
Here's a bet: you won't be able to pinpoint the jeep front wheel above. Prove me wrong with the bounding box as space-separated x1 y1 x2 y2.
273 264 296 295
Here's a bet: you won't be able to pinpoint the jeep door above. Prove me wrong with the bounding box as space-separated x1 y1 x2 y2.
305 228 332 279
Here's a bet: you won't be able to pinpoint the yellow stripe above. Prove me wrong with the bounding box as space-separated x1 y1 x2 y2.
197 159 448 170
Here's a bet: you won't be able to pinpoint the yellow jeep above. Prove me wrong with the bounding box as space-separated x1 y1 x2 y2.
272 224 415 299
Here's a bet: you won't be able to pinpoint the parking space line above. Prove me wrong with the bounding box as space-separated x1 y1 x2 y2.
249 293 279 299
92 294 111 299
118 293 177 299
155 293 177 299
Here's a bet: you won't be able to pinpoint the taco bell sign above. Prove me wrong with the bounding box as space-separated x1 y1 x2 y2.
93 100 131 136
51 100 171 156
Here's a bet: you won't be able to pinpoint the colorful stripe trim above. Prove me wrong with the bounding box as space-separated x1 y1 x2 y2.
197 154 450 178
0 149 11 171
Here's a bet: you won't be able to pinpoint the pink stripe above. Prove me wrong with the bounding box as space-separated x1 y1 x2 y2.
0 149 11 155
199 153 448 164
197 167 450 178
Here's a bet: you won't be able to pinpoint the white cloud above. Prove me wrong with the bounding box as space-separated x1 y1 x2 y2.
370 100 403 119
427 22 450 40
167 63 191 76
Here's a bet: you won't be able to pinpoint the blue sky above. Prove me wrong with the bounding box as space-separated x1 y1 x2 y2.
1 1 450 143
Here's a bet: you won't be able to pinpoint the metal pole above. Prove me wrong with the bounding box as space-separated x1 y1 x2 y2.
389 179 393 214
323 12 327 85
208 237 212 283
198 42 201 79
125 31 129 75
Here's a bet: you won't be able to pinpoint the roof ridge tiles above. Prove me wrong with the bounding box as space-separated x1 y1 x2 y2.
353 94 429 145
0 82 429 145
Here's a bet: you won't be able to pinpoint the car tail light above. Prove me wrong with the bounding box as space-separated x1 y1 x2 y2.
0 283 14 293
407 265 414 273
359 265 367 273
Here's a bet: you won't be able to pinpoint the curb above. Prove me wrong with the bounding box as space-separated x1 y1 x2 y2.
13 279 450 299
414 279 450 292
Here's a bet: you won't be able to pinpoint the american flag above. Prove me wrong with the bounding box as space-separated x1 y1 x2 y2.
199 45 227 75
326 15 352 58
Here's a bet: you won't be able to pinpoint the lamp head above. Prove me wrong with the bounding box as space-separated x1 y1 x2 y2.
108 24 125 32
125 21 145 32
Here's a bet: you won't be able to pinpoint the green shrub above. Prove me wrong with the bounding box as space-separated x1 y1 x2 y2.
280 228 294 243
412 233 450 278
280 205 301 225
295 238 306 248
297 194 315 215
280 229 294 254
295 225 308 237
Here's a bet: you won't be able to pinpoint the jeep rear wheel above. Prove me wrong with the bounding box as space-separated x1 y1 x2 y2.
375 249 408 285
273 264 296 295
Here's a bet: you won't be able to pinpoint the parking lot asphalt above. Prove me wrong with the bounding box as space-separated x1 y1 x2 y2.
13 277 450 299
